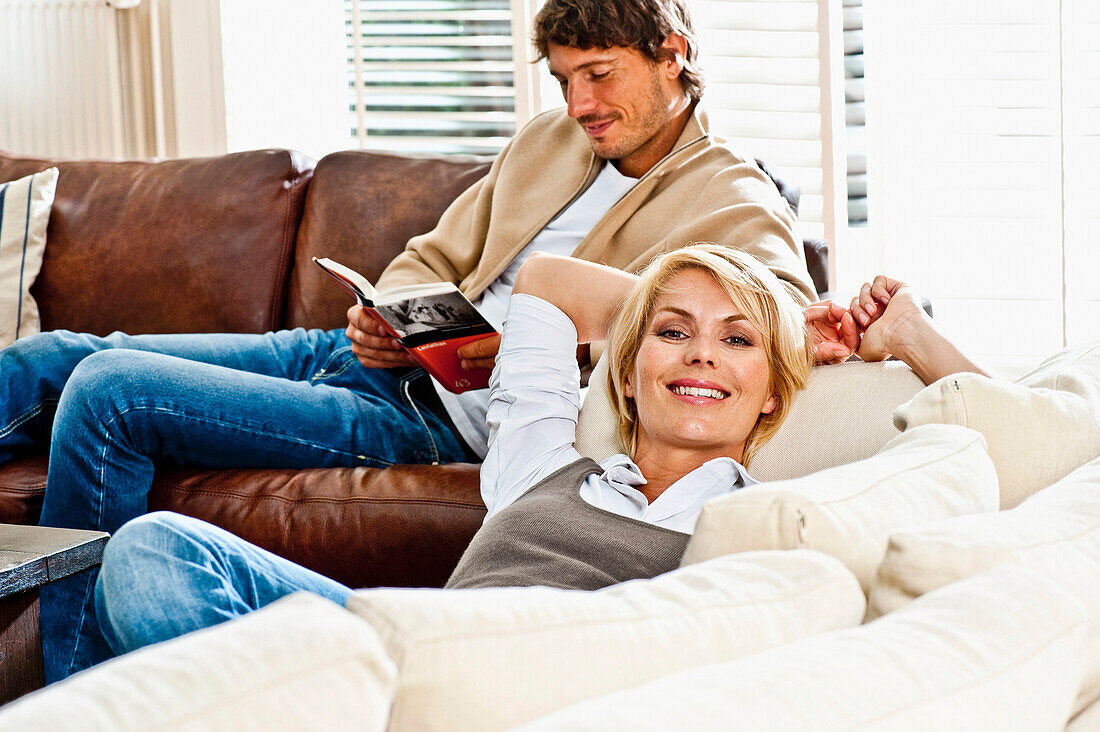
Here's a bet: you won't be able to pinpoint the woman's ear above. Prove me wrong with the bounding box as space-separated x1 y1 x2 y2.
761 392 779 416
623 374 635 400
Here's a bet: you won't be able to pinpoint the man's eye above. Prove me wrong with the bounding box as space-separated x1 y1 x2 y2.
590 72 608 80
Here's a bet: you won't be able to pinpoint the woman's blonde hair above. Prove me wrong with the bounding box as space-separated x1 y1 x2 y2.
605 244 813 464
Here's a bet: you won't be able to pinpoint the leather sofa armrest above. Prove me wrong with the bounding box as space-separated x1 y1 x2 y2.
149 463 485 589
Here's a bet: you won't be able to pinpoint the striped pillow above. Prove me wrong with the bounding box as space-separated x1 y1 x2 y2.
0 167 58 347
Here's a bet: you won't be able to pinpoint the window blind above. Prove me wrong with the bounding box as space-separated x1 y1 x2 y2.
865 0 1098 376
843 0 866 226
692 0 847 251
345 0 519 154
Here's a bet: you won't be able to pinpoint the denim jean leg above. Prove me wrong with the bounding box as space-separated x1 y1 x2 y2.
39 344 468 681
0 327 349 466
94 512 353 656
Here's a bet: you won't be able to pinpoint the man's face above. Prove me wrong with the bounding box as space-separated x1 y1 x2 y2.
547 41 688 177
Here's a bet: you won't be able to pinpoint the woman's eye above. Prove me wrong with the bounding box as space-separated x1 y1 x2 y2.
725 335 752 346
657 328 687 339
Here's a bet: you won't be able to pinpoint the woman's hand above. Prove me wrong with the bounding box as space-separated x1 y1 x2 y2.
849 276 926 362
346 305 415 369
804 299 860 364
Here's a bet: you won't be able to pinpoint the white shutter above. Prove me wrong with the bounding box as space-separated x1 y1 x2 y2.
692 0 846 252
1063 0 1100 346
865 1 1071 377
346 0 535 154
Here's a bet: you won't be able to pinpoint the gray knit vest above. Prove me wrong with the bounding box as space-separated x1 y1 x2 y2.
445 457 691 591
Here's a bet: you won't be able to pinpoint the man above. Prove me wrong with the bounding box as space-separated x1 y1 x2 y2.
2 0 813 681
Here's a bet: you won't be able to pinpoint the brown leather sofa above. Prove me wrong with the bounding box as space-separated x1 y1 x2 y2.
0 147 826 590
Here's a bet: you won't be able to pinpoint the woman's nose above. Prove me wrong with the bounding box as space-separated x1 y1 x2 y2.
685 338 717 367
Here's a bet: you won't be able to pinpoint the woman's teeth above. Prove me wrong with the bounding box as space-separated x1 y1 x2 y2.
670 385 729 400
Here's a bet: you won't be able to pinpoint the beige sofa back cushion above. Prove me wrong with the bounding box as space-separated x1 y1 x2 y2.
518 568 1088 732
871 455 1100 715
894 342 1100 508
346 550 864 731
0 593 397 731
577 358 925 481
682 424 999 593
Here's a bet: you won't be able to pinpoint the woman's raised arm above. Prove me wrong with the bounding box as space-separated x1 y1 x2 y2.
513 252 639 343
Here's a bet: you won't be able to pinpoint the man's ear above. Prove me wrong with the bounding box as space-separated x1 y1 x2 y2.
660 33 688 78
761 392 779 416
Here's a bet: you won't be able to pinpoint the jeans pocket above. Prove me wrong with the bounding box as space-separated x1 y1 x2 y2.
309 347 360 385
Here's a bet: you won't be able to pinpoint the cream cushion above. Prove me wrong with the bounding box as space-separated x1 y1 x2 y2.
0 593 398 731
870 456 1100 714
518 568 1088 732
893 343 1100 508
0 167 57 347
345 550 864 731
1067 700 1100 732
576 357 925 480
681 424 998 593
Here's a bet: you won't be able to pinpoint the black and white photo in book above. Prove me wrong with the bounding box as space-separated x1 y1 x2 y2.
374 292 492 342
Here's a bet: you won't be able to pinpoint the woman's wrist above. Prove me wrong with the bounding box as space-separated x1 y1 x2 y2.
882 307 934 366
889 311 988 384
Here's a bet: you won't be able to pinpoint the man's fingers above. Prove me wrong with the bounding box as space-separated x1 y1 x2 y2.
456 334 501 361
351 342 413 368
460 357 496 371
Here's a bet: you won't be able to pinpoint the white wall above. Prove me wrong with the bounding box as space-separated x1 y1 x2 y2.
219 0 348 159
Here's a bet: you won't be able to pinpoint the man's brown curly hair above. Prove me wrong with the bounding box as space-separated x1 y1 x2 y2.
532 0 704 102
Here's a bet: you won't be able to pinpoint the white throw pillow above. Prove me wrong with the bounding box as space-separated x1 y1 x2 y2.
870 456 1100 715
0 593 398 731
681 423 998 593
345 550 864 731
517 568 1088 732
576 357 926 481
893 343 1100 508
0 167 58 347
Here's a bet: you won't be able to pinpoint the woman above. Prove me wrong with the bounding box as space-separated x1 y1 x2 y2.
91 245 984 660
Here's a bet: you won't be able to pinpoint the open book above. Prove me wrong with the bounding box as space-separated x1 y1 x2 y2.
313 257 497 394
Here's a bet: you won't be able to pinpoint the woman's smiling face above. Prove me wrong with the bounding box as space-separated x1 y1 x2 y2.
624 268 778 463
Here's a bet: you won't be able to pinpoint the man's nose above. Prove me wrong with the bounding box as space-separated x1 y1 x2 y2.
566 81 597 119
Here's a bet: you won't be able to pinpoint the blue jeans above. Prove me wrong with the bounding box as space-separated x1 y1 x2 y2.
0 328 471 681
95 512 353 655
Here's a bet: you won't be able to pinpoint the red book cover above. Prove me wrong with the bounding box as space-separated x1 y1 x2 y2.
312 257 497 394
408 333 494 393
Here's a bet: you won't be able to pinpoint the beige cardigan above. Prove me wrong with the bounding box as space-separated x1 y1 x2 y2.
376 105 816 303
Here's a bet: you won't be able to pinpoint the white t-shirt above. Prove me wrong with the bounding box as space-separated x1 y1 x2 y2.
432 161 639 456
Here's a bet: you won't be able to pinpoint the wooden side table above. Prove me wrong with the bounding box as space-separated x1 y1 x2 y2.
0 524 109 705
